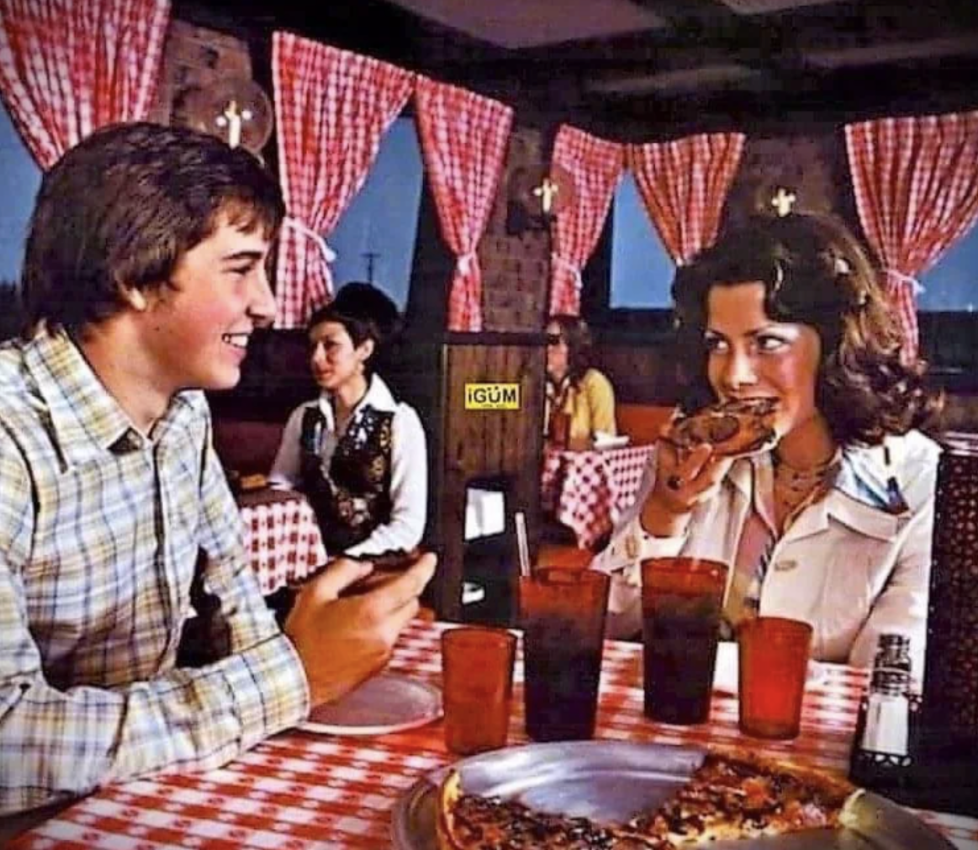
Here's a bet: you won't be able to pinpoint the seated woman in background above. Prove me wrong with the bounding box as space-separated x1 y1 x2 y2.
270 282 427 557
545 314 617 448
592 213 942 675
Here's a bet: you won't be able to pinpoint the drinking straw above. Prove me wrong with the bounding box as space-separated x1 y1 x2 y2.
515 511 531 578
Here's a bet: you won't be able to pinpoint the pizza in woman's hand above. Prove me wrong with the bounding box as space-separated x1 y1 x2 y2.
435 748 862 850
666 398 778 459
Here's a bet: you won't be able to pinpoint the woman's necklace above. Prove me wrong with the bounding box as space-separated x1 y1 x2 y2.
772 452 837 530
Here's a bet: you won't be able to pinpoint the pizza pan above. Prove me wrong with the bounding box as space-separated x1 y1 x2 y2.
391 741 954 849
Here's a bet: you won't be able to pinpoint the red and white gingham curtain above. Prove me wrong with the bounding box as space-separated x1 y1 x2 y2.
846 111 978 361
549 125 624 316
272 32 414 328
626 132 744 265
414 77 512 332
0 0 170 169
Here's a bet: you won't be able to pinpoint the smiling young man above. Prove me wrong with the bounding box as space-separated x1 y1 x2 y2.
0 123 435 817
592 214 941 675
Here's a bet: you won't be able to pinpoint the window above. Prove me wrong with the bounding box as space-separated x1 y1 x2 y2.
918 223 978 312
609 172 675 310
0 101 42 283
327 116 424 311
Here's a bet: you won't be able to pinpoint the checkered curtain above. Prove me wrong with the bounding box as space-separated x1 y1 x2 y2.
626 132 745 265
414 77 512 332
549 125 624 316
846 111 978 361
0 0 170 169
272 32 414 328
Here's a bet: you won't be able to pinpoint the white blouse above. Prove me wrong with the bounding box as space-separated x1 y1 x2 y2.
269 375 428 558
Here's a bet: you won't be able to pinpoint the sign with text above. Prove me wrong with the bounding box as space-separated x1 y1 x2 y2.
465 383 520 410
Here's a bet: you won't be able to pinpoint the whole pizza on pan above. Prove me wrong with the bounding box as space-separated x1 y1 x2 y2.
666 398 779 460
436 747 861 849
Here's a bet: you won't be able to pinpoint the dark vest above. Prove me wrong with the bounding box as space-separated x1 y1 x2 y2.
299 404 394 553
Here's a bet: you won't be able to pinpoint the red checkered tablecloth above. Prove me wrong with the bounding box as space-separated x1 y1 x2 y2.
541 444 656 549
238 489 328 595
11 620 977 849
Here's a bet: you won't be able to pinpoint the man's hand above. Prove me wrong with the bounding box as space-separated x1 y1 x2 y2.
283 552 437 706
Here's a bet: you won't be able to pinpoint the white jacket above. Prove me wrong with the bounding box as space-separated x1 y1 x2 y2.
592 430 940 675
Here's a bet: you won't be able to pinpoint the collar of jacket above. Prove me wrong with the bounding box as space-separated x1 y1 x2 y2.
726 443 906 543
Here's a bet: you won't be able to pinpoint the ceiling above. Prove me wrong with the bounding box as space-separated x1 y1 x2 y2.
180 0 978 140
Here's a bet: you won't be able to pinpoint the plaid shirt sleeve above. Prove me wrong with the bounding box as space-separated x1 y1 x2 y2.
192 415 311 752
0 410 309 815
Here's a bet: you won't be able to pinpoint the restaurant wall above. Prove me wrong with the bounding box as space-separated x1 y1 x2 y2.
148 18 254 125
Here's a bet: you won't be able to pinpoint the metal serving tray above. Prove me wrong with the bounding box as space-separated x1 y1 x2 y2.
391 741 953 849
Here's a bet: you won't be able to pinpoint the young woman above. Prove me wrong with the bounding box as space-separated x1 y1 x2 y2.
593 213 942 674
270 282 427 557
544 314 617 447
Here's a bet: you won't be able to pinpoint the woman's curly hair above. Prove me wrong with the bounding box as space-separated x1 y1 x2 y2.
671 213 942 446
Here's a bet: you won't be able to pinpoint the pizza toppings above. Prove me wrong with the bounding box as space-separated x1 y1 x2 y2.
436 769 672 849
628 751 856 843
435 749 860 850
667 398 779 459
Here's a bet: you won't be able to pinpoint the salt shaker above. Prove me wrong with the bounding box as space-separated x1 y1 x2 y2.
849 633 917 795
859 635 912 757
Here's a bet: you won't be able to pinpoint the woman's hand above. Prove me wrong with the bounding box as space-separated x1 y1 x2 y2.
640 429 734 538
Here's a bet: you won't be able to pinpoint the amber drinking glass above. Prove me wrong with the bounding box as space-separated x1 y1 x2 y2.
738 616 813 739
641 557 728 725
441 626 517 755
519 568 610 741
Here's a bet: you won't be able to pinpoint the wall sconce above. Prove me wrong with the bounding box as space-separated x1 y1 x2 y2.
505 163 576 234
770 185 798 217
178 76 273 156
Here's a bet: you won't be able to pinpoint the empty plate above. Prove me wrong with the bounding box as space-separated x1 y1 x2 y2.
300 672 442 736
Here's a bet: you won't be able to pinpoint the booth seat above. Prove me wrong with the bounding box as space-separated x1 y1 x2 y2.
537 541 594 572
616 403 675 445
212 417 286 477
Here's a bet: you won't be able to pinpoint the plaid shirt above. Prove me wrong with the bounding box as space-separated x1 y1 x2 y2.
0 332 309 815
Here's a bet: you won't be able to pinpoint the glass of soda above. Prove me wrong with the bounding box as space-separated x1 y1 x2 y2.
519 568 610 741
640 557 728 725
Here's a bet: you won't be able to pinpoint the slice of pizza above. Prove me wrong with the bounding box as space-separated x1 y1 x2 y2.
435 769 674 850
627 749 860 845
666 398 778 459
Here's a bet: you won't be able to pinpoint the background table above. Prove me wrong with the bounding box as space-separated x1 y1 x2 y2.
541 444 656 549
237 488 328 595
11 620 977 849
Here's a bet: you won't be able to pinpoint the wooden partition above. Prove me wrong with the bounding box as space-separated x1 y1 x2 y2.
431 334 546 620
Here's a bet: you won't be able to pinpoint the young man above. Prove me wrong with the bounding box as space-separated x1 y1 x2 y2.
0 122 436 816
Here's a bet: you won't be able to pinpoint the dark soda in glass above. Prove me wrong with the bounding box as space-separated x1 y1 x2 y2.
519 569 610 742
640 558 728 725
523 619 603 740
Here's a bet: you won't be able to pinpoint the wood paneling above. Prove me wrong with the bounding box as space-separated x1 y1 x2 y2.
434 339 546 620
